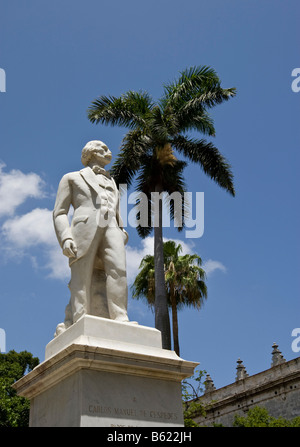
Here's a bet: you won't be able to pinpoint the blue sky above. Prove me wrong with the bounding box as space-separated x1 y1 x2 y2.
0 0 299 389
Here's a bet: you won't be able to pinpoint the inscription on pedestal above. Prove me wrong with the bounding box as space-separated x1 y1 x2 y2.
88 403 179 426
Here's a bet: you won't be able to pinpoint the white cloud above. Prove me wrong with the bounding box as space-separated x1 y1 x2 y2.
45 245 70 281
202 259 227 276
0 162 70 281
2 208 55 247
126 238 153 284
0 163 45 217
1 207 69 280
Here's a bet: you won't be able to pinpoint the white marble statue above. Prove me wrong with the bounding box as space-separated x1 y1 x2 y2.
53 140 133 336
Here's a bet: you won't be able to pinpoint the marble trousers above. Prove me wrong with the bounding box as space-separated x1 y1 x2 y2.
63 225 129 326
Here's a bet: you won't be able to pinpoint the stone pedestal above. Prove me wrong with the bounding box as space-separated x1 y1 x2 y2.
13 316 198 427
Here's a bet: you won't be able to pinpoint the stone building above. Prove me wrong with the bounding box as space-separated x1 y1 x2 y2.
193 344 300 427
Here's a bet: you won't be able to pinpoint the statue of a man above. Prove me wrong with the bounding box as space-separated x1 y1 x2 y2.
53 140 133 336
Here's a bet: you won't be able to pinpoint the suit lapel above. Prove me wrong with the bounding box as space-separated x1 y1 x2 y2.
80 167 102 195
80 166 117 195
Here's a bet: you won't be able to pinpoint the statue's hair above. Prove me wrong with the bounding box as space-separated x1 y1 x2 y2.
81 140 106 166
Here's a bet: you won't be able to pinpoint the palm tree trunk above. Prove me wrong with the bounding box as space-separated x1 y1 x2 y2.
154 182 171 350
170 286 180 356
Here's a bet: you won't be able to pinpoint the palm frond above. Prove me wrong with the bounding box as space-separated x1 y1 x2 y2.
135 190 153 239
161 65 236 135
110 130 150 188
132 241 208 320
133 156 158 238
163 240 182 260
171 135 235 196
146 105 169 144
194 87 236 109
131 254 155 305
176 105 216 136
162 66 219 106
87 91 153 129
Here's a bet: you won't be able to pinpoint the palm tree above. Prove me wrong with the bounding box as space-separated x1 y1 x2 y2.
132 240 207 356
87 65 236 349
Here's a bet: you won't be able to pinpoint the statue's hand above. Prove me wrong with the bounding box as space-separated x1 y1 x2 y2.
62 239 77 258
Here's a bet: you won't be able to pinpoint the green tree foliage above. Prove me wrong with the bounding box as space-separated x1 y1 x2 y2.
0 350 39 427
132 240 207 356
182 367 207 427
88 66 236 350
233 406 300 427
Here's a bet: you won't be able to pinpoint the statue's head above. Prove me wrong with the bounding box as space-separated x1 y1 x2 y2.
81 140 112 167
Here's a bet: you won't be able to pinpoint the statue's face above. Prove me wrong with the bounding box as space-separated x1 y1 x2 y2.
91 141 112 166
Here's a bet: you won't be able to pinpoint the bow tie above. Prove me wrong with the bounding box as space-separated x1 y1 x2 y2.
92 166 111 178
